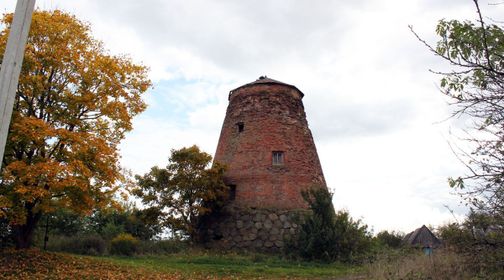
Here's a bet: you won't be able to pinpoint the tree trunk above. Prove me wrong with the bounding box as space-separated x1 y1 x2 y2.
13 205 41 249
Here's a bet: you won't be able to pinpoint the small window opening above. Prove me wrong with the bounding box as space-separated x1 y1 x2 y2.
237 122 244 133
229 185 236 200
272 151 284 165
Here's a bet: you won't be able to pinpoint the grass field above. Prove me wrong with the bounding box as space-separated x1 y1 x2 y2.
0 248 362 279
103 252 361 279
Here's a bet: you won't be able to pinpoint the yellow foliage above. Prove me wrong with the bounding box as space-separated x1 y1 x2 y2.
0 10 151 246
112 233 139 243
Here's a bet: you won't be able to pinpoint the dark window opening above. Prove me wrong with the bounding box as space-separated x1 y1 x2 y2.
237 122 244 133
272 151 284 165
229 185 236 200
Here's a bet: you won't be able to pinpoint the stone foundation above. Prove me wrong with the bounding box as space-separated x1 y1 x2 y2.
201 206 309 251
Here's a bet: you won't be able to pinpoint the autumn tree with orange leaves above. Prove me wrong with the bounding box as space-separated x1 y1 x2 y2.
0 10 151 248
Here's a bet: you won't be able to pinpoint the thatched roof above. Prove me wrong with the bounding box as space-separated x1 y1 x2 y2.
403 225 441 248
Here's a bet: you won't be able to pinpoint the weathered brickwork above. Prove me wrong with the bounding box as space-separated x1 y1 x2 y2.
207 77 327 251
214 78 326 209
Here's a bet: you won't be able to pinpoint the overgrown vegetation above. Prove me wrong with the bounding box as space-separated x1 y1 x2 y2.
110 233 139 256
0 203 168 255
285 187 373 263
375 230 404 249
47 234 106 256
365 248 473 279
435 211 504 279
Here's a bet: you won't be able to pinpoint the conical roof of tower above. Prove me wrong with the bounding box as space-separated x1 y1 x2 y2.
230 76 304 98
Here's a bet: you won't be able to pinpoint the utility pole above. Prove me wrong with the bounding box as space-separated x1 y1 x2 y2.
0 0 36 168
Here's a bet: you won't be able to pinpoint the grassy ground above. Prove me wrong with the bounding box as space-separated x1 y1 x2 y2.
103 252 361 279
363 248 478 280
0 248 361 279
0 248 177 279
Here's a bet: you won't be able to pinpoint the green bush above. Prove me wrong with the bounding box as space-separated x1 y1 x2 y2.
437 222 472 246
47 234 106 255
436 213 504 278
439 211 504 248
110 233 139 256
285 187 372 263
375 230 404 249
101 222 125 241
137 239 188 255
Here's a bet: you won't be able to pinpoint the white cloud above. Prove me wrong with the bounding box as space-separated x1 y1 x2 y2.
118 111 223 175
2 0 501 232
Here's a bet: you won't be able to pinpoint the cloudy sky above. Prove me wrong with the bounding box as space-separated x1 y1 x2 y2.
3 0 502 233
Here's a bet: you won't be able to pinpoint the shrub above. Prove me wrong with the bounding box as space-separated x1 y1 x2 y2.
137 239 188 255
436 222 472 247
375 230 404 249
365 248 473 279
47 234 106 255
110 233 139 256
437 218 504 278
286 187 372 263
101 222 125 241
331 210 373 263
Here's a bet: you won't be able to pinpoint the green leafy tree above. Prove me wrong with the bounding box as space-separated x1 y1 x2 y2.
44 208 85 237
411 2 504 276
134 145 228 241
79 206 161 240
375 230 404 249
413 0 504 220
0 10 151 248
124 207 163 240
288 187 372 263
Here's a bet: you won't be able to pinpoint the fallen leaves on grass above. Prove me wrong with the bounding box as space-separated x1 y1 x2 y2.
0 248 181 279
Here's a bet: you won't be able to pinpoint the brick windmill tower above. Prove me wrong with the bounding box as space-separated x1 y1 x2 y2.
204 76 327 250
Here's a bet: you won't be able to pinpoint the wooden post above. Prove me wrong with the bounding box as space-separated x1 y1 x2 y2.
43 214 50 250
0 0 36 168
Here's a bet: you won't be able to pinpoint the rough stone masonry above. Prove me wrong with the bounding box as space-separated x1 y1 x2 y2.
203 76 327 251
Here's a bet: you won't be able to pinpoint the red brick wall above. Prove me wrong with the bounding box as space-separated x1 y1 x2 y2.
214 83 326 209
